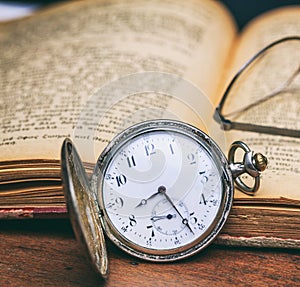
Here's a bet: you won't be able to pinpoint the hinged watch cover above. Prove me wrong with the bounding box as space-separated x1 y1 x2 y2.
61 138 108 278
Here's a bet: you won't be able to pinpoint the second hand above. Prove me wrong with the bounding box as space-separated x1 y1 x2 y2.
158 185 194 235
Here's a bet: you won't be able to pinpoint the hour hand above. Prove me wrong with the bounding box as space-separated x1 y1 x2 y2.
135 191 160 208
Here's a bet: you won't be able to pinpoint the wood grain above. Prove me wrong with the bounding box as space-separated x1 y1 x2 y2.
0 219 299 287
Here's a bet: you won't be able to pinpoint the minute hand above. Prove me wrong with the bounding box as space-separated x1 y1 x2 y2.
159 186 194 235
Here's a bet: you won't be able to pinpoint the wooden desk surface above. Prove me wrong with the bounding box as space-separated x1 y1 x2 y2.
0 219 299 287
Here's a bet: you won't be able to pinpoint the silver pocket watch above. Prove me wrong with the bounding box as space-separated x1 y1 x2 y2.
61 119 267 278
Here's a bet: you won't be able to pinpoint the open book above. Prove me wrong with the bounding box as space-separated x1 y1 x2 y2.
1 0 299 248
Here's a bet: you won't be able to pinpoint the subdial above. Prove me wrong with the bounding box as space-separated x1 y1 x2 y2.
151 198 189 236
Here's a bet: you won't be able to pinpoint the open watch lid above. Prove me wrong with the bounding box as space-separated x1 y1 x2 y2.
61 138 108 278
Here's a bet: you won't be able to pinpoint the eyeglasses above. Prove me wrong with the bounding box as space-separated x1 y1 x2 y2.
214 36 300 138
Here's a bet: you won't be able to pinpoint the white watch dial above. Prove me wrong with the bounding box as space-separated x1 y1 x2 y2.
97 124 226 256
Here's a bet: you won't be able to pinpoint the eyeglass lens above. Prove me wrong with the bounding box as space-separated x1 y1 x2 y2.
222 38 300 133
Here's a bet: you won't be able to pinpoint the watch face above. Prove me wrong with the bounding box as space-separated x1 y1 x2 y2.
93 120 233 261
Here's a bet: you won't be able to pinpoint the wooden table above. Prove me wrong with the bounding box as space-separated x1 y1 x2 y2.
0 219 299 286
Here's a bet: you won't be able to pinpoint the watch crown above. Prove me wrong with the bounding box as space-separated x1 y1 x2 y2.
253 153 268 172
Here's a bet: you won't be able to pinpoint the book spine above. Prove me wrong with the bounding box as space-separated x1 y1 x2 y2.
216 234 300 249
1 208 299 249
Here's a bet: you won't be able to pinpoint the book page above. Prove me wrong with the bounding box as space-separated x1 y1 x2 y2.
224 7 300 202
0 0 236 163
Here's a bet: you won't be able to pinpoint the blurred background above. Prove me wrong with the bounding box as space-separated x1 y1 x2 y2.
0 0 300 28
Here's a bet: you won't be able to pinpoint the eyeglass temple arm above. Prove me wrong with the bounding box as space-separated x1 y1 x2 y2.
214 106 232 130
214 107 300 138
214 36 300 138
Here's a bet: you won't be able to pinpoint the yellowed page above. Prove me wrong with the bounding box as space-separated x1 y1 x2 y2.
231 6 300 73
224 7 300 202
0 0 236 164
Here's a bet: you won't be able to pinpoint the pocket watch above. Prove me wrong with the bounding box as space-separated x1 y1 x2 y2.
61 120 267 278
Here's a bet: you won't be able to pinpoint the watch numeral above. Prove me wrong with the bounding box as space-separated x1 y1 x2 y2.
121 226 128 233
127 155 136 168
187 153 196 165
116 174 127 187
105 173 112 180
145 143 155 156
129 214 137 226
197 223 206 231
106 197 123 209
147 225 155 237
169 143 174 155
146 239 152 247
199 193 207 205
115 197 124 208
174 237 181 245
121 215 137 233
201 176 208 184
210 199 218 207
189 212 198 224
